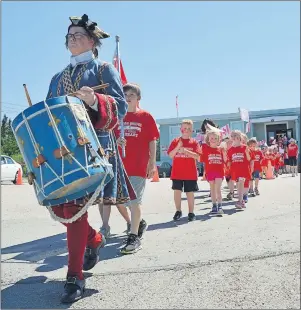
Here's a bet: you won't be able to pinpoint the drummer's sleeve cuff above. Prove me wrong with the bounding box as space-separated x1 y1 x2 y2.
89 98 99 111
94 93 118 131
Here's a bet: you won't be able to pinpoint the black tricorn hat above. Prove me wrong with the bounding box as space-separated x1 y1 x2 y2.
69 14 110 39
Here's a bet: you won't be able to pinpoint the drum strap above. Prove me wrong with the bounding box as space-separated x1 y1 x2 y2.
46 168 109 224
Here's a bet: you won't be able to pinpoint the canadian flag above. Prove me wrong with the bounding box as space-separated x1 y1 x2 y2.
220 124 231 138
113 48 128 85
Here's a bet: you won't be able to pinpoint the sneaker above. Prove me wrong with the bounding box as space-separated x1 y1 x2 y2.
124 223 131 235
138 219 148 239
255 188 260 196
173 211 182 221
188 213 196 222
243 194 248 203
83 233 106 271
100 226 111 239
226 192 233 200
249 189 256 197
235 201 243 209
61 276 86 304
210 205 218 214
217 205 224 215
120 234 142 255
242 201 246 209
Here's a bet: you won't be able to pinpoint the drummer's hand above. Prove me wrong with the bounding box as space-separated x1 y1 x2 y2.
74 86 96 106
117 137 126 147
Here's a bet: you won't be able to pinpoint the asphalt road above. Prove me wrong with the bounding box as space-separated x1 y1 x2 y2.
1 174 300 309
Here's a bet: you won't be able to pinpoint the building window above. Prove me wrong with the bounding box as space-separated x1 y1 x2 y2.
169 125 181 144
230 121 245 132
170 126 181 135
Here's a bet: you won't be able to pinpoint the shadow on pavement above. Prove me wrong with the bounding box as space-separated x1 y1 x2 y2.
2 233 67 264
181 194 208 201
1 276 99 309
2 232 128 274
147 217 195 231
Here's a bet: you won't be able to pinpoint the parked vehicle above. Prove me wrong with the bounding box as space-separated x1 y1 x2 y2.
156 161 172 178
1 155 23 184
197 162 204 176
156 160 203 178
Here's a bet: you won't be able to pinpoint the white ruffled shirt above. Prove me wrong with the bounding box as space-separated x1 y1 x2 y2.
70 50 98 111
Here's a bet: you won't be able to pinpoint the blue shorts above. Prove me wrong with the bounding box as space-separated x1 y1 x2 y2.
252 170 260 180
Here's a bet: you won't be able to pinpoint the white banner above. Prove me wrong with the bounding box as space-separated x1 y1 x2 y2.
239 108 249 122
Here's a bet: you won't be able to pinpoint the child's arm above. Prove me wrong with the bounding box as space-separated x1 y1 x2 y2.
183 148 200 161
146 140 157 179
222 149 227 163
226 149 232 168
250 160 254 172
245 147 251 161
168 139 182 159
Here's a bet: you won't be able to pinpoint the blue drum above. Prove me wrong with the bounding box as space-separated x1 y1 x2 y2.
11 96 113 207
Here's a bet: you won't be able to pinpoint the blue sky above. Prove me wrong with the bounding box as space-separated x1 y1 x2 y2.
1 1 300 121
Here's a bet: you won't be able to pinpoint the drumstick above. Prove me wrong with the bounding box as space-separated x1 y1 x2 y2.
68 83 110 96
23 84 33 107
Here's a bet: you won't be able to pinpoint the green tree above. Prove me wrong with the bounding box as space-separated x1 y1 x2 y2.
1 114 20 156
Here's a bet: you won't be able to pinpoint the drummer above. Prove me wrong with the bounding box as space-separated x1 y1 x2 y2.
46 14 135 303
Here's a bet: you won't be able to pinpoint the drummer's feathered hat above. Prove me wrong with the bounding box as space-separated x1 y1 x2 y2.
68 14 110 39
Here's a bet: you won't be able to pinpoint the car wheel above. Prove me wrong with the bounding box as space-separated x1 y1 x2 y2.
12 171 18 184
162 172 167 178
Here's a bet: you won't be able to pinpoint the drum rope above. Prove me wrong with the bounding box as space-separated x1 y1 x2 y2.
46 169 108 224
44 101 64 149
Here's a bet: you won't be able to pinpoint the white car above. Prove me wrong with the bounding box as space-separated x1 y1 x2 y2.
1 155 23 184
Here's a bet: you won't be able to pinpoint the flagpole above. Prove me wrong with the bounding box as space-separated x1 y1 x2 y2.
176 95 179 125
115 35 126 158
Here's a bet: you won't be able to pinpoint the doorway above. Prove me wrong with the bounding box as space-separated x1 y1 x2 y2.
266 123 294 145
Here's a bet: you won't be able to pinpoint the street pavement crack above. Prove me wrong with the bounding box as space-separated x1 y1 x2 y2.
2 249 299 287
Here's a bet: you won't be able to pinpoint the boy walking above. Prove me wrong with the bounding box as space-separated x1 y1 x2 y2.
168 120 202 222
114 83 159 254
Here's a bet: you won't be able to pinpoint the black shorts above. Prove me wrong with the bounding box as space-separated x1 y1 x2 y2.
289 156 297 166
172 180 199 192
284 158 290 165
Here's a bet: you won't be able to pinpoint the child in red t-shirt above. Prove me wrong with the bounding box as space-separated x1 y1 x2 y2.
106 83 159 254
227 130 251 209
261 147 269 178
287 139 299 177
241 134 253 203
273 147 281 177
247 138 263 196
221 137 235 200
200 130 227 214
168 119 202 222
279 154 285 174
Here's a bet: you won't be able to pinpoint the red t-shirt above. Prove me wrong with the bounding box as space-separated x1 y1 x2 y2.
200 144 225 176
168 137 201 180
287 144 298 157
114 109 159 177
274 153 281 166
251 149 263 171
227 145 251 180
